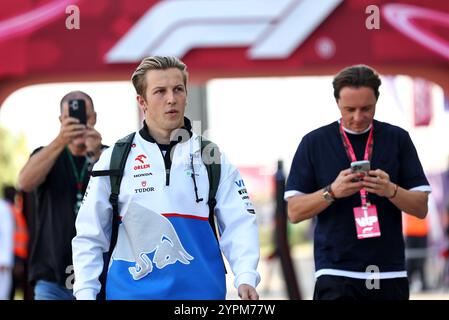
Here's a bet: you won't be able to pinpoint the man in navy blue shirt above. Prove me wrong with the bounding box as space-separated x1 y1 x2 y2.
285 65 430 300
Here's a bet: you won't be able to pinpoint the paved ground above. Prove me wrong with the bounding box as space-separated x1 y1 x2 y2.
225 245 449 300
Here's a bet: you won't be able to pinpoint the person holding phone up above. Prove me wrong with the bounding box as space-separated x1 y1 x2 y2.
18 91 105 300
285 65 430 300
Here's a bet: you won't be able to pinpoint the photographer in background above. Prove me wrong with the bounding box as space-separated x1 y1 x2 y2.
18 91 105 300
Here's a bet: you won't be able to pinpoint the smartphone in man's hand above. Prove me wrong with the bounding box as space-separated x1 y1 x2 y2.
350 160 370 182
68 99 87 125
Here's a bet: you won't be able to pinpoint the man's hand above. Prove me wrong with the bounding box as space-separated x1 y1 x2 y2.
238 284 259 300
57 117 86 146
85 125 103 159
330 168 364 199
362 169 396 198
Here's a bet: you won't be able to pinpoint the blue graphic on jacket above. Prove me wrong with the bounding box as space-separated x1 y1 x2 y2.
107 202 225 299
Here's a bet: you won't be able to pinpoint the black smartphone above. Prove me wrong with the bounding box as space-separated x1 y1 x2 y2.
68 99 87 125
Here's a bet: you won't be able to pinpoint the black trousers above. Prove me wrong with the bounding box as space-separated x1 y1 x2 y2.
313 275 409 300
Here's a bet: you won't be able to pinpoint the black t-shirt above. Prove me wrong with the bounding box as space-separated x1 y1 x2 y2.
28 147 90 286
286 120 430 273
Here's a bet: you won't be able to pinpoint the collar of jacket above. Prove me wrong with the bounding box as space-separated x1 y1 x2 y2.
139 117 193 145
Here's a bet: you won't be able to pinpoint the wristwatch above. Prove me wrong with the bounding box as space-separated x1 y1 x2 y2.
323 184 336 204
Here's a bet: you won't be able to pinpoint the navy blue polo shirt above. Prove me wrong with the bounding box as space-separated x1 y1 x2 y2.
286 120 430 273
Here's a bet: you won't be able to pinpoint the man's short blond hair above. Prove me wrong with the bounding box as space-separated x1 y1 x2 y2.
131 56 188 97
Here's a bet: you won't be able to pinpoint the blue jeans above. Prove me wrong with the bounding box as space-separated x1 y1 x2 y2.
34 280 75 300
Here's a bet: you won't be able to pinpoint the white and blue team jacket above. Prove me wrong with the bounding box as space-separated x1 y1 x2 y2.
72 130 260 300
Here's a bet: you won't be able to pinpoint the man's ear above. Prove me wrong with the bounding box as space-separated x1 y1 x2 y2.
92 111 97 126
336 98 342 108
136 95 147 112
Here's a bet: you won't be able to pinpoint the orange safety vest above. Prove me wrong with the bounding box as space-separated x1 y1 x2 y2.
10 196 29 259
402 212 428 237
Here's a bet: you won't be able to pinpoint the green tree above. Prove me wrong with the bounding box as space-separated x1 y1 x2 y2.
0 126 29 197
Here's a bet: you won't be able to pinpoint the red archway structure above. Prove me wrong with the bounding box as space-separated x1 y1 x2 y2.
1 0 448 105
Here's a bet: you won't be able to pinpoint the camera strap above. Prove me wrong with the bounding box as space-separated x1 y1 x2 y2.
66 147 89 216
338 120 374 207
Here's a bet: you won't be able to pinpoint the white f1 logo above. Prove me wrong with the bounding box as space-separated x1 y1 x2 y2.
106 0 342 62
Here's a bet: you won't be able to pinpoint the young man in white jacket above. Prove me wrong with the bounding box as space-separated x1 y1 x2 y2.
72 56 260 300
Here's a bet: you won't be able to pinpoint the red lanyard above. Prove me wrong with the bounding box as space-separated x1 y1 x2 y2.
339 120 374 207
